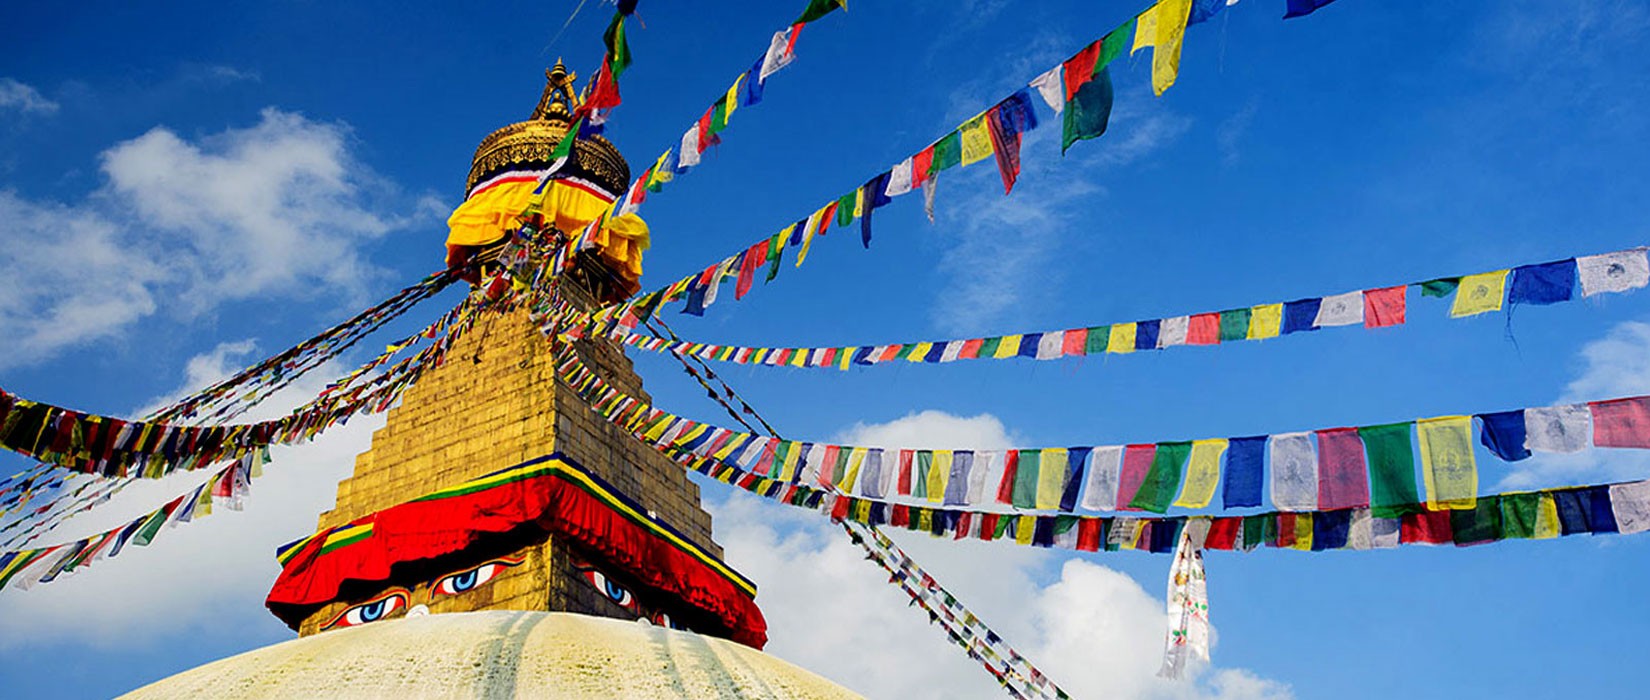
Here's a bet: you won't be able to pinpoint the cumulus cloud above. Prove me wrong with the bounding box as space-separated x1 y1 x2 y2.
711 410 1291 699
0 108 433 367
1500 320 1650 489
0 343 380 648
0 78 59 115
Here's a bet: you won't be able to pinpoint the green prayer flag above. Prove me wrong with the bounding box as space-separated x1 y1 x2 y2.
978 336 1002 358
603 14 631 78
1421 278 1461 298
1054 515 1080 537
1097 19 1135 71
1451 496 1504 545
835 193 857 227
1359 422 1422 518
932 131 963 172
710 99 730 135
1241 514 1271 551
994 513 1015 539
913 451 933 499
1218 308 1252 342
1085 326 1109 354
1500 492 1540 539
1012 449 1043 508
132 506 170 546
1129 441 1191 513
550 118 581 163
765 234 785 282
1062 66 1114 154
795 0 846 24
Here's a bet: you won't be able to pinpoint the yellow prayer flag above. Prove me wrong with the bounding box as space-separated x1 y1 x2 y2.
995 335 1023 359
1451 270 1509 318
837 348 855 371
724 75 743 119
793 213 817 266
1108 323 1137 354
841 447 866 492
853 188 865 219
1036 448 1069 510
917 508 934 533
1249 303 1283 340
1173 438 1228 508
1417 415 1478 510
928 451 952 503
1291 513 1313 550
1535 493 1561 539
1133 5 1159 53
779 445 805 482
959 114 995 166
648 150 675 188
790 348 809 367
1016 515 1037 545
909 342 934 363
1133 0 1193 95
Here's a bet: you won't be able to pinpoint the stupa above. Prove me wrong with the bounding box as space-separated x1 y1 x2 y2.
120 66 858 699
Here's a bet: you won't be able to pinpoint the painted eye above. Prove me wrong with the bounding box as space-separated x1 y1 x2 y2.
324 591 408 630
433 557 521 598
583 570 637 611
651 612 687 631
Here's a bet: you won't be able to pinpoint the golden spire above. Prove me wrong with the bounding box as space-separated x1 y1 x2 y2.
530 59 581 126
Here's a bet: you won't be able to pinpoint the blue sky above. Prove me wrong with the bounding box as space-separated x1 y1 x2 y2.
4 0 1650 697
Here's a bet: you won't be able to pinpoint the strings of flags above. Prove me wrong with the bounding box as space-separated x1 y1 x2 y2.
578 247 1649 371
577 0 1324 333
547 309 1650 555
0 295 488 555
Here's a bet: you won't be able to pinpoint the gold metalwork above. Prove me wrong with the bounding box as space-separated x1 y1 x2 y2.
465 60 630 196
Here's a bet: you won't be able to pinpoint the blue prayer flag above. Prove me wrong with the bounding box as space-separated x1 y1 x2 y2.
1478 410 1532 461
1060 447 1092 512
1282 298 1322 334
1284 0 1339 19
1312 510 1352 550
1223 436 1267 508
1018 334 1042 358
1509 260 1577 305
1135 319 1161 350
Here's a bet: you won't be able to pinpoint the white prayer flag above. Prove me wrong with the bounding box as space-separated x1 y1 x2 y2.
1036 332 1064 360
1269 432 1319 511
1610 480 1650 534
886 157 914 197
1524 405 1592 453
1578 248 1650 297
1080 446 1124 511
1029 65 1066 113
1314 291 1364 327
1158 315 1191 348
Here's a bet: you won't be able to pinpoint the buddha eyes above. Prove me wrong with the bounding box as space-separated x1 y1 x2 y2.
432 557 522 598
324 590 408 630
582 569 638 611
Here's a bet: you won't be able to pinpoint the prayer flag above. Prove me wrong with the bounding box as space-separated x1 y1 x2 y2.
1451 497 1503 546
1249 303 1283 340
1223 436 1266 508
1509 260 1576 305
1420 278 1459 298
1135 319 1161 350
1577 248 1650 296
1499 492 1540 539
1187 313 1221 344
1525 404 1591 453
1030 64 1065 113
886 157 914 198
1108 323 1137 354
943 451 974 506
1130 441 1191 513
926 450 950 503
959 114 994 166
1450 270 1508 317
931 131 962 173
1281 298 1321 334
1359 422 1419 518
1609 480 1650 534
1315 427 1370 509
1133 0 1194 96
1118 444 1157 511
1590 397 1650 448
1062 66 1115 155
1081 446 1124 511
1173 439 1227 509
1314 291 1363 327
1159 316 1191 347
1218 308 1251 342
1417 415 1477 510
1363 285 1406 328
1061 447 1091 511
1284 0 1340 19
986 91 1038 194
1476 410 1531 461
1037 448 1070 510
1269 432 1318 511
795 0 846 24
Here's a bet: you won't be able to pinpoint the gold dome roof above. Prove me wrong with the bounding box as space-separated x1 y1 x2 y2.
119 611 861 699
465 61 632 198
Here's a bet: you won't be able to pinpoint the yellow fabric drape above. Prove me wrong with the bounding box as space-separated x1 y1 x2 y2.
1418 415 1478 510
1173 439 1228 508
584 212 651 284
1133 0 1194 96
446 180 541 247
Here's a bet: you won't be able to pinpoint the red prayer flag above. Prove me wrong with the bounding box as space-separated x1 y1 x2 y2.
954 512 972 541
1400 509 1454 544
1205 517 1242 550
1117 444 1157 511
1591 397 1650 448
1062 40 1103 100
829 495 849 521
979 512 1000 541
985 107 1022 194
896 450 915 495
1062 328 1089 356
1076 518 1104 551
1316 427 1371 509
912 146 935 187
734 241 766 300
996 450 1020 504
891 504 910 528
1275 513 1297 548
958 337 985 360
1187 313 1221 345
1363 285 1407 328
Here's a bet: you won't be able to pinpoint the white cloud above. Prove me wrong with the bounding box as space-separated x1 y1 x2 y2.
0 108 432 367
0 78 59 115
711 410 1291 699
1216 99 1259 166
0 345 380 648
1499 320 1650 489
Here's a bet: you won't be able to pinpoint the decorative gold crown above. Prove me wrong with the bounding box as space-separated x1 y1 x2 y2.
464 60 631 197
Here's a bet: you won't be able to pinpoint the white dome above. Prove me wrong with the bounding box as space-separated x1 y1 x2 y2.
119 610 860 699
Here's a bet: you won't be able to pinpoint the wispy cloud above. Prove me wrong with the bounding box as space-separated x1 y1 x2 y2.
1216 98 1259 166
0 78 59 116
0 108 438 367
